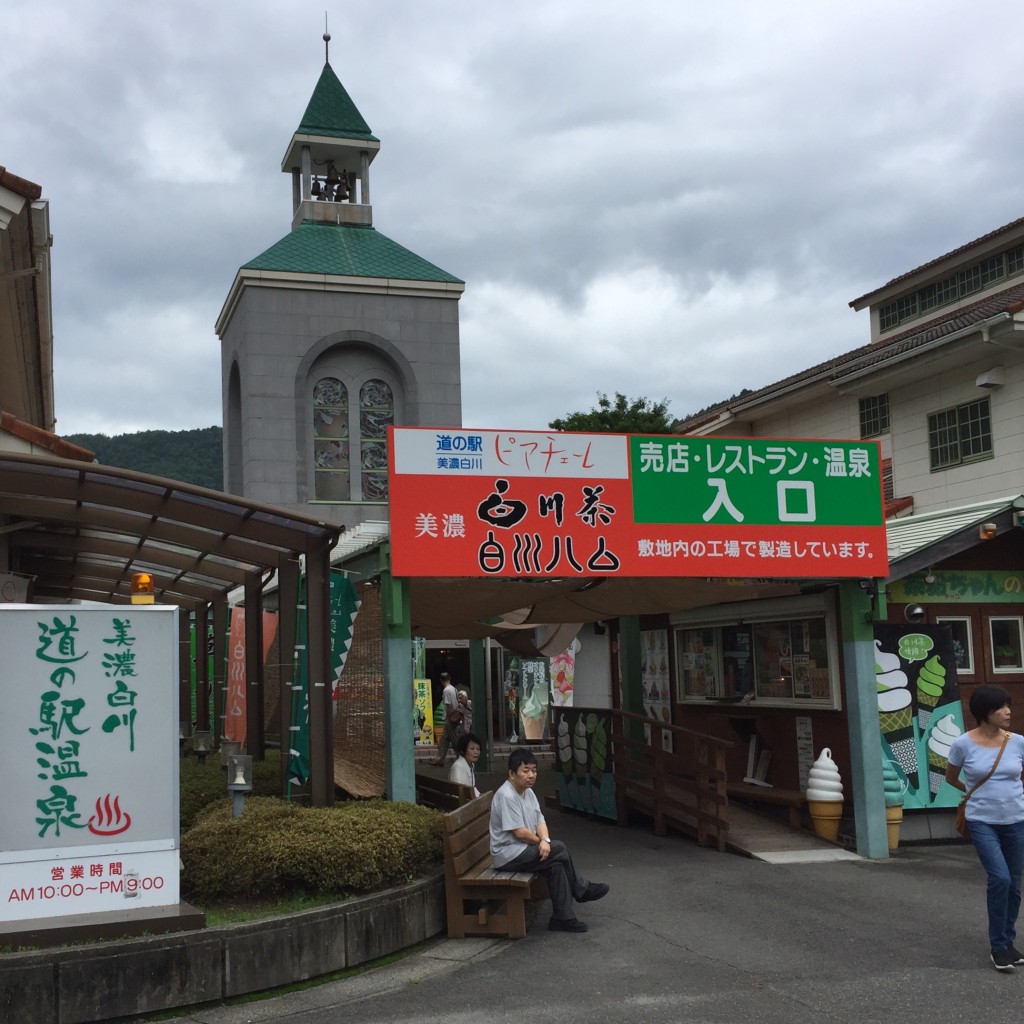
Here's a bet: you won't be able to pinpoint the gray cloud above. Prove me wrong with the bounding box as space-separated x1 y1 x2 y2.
3 0 1024 434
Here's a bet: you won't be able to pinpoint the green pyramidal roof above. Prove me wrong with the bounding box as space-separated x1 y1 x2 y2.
297 63 379 143
243 221 463 283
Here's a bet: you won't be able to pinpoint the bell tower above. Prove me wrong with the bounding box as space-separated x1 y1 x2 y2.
217 38 464 530
282 31 379 232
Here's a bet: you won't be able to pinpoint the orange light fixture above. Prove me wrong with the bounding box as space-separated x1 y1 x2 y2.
130 571 155 605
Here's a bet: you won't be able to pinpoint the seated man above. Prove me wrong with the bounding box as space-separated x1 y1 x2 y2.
448 731 481 797
489 747 609 933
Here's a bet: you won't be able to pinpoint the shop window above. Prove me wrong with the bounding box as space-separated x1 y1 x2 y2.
936 616 974 675
674 598 837 708
989 617 1024 673
677 628 719 698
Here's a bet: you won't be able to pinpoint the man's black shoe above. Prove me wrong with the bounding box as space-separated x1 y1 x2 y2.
1010 945 1024 965
578 882 609 903
548 917 588 933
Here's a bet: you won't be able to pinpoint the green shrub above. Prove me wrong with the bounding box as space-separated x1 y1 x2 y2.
180 798 443 903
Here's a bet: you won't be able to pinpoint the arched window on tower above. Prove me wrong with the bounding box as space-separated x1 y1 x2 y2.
359 379 393 501
313 377 350 500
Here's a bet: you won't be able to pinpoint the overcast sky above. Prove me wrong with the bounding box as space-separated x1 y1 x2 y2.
5 1 1024 436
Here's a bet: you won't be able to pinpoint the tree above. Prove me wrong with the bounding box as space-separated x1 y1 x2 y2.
549 392 674 434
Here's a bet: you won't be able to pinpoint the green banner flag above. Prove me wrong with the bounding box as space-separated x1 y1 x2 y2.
288 570 362 788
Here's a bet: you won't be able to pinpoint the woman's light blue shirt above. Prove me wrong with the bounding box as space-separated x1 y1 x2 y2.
948 732 1024 824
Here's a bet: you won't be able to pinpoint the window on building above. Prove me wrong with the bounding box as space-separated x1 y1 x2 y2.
936 616 974 675
990 617 1024 673
359 379 393 501
982 254 1006 286
674 597 838 708
877 239 1024 332
957 265 982 298
859 394 890 438
927 397 992 470
312 377 349 500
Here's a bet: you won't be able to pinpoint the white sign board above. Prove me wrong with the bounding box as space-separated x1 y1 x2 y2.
0 606 179 922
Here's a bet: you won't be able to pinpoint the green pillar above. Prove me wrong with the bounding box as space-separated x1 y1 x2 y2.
839 580 888 859
618 615 643 717
381 557 415 803
469 638 490 771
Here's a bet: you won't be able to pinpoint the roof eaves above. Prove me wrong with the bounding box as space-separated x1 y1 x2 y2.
850 214 1024 309
0 166 42 201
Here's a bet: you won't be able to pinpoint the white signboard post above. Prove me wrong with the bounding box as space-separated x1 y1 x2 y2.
0 605 180 925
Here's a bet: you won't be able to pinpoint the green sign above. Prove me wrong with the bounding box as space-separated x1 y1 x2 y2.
891 571 1024 604
629 437 884 527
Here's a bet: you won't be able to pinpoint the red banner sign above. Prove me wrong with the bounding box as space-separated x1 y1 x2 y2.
388 427 888 579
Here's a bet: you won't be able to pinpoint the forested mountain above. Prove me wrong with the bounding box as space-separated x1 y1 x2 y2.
64 426 223 490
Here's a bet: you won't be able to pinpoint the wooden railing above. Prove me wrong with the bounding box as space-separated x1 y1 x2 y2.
610 709 733 851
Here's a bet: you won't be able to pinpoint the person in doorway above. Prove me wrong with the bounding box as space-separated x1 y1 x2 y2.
455 688 473 737
489 747 609 933
945 684 1024 972
448 731 481 797
431 672 461 766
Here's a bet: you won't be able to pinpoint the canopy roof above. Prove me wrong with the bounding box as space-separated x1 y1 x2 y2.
0 451 341 609
408 576 802 642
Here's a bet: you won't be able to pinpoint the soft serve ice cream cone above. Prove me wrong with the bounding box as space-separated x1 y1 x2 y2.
882 758 904 851
520 680 548 740
927 713 962 797
875 640 918 788
806 747 844 841
916 655 946 730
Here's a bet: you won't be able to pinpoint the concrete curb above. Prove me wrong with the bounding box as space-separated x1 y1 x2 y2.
0 870 445 1024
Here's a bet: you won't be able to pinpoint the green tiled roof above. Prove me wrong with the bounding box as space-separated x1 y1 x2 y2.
243 222 463 283
297 63 378 143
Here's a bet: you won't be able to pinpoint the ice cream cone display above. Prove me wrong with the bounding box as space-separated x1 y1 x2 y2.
927 713 962 797
806 747 844 841
875 640 919 787
882 758 905 851
885 805 904 851
915 655 946 730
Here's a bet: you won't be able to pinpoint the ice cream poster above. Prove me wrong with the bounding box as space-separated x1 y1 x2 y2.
516 657 550 741
550 641 578 707
554 707 616 820
873 623 965 810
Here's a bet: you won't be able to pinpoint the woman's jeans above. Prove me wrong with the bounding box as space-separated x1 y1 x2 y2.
970 820 1024 950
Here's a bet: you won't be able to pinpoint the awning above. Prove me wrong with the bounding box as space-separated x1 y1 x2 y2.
408 576 802 641
0 450 341 608
885 495 1024 582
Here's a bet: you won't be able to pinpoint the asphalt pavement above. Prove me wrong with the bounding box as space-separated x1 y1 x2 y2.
147 768 1017 1024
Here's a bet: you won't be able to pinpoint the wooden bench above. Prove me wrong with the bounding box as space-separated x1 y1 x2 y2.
726 782 804 828
442 792 549 939
415 771 476 812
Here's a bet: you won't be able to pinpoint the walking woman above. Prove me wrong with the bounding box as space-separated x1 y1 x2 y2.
946 684 1024 972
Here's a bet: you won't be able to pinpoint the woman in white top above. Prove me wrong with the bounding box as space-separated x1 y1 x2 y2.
448 731 481 797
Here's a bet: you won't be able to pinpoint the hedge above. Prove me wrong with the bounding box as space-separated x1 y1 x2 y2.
180 797 443 903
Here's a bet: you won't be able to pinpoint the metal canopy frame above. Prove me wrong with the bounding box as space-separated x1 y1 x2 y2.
0 451 342 805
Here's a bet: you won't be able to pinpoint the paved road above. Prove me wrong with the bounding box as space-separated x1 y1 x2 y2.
152 808 1021 1024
